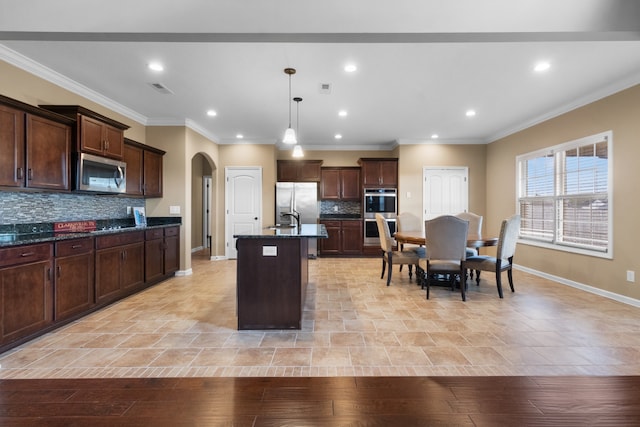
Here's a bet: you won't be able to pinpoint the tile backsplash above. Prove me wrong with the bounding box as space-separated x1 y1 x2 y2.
0 192 144 225
319 200 362 216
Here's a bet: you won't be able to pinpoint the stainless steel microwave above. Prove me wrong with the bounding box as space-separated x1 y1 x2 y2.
77 152 126 193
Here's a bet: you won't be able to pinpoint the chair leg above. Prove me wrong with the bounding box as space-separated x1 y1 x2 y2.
507 267 515 292
496 271 504 298
381 257 386 280
387 261 393 286
475 270 481 286
459 270 466 301
408 265 413 280
425 272 430 299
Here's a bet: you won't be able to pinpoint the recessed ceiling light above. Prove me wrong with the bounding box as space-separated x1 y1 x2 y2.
466 110 476 117
344 64 357 73
334 134 343 140
148 62 164 72
534 61 551 72
431 134 439 139
338 110 348 117
236 134 243 139
206 110 217 117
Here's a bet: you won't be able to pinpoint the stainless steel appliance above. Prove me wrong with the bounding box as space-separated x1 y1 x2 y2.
77 152 126 193
364 188 397 217
275 182 319 258
363 188 397 245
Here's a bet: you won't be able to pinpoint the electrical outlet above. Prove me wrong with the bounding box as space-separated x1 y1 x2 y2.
333 206 338 212
627 270 635 283
126 206 132 215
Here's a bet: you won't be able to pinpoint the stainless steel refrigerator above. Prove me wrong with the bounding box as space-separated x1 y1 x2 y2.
276 182 319 258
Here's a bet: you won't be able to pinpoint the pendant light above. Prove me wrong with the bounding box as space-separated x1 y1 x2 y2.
282 68 297 144
292 97 304 157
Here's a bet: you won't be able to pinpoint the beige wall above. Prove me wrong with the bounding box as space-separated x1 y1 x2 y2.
0 61 146 142
488 84 640 299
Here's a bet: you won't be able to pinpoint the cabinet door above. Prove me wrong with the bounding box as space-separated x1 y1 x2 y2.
360 161 381 186
79 115 105 156
340 169 361 200
277 161 298 182
320 169 341 199
124 143 144 196
319 221 341 254
143 149 163 197
103 124 124 159
379 160 398 187
145 239 164 283
95 247 124 304
0 104 25 188
26 114 71 191
297 161 322 182
0 260 53 345
341 221 363 254
164 228 180 275
122 242 144 291
55 252 94 321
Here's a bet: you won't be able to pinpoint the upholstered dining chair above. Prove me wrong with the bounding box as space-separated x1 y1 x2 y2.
396 212 426 271
375 213 420 286
463 214 521 298
455 212 483 257
419 215 469 301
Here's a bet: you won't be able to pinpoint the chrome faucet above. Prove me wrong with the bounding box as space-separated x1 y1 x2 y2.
281 210 300 228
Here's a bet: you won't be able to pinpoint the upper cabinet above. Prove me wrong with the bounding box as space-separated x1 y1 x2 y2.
277 160 323 182
359 158 398 187
320 167 361 200
40 105 130 160
0 96 73 191
124 138 165 198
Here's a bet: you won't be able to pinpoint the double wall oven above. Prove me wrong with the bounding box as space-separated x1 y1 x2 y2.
363 188 397 245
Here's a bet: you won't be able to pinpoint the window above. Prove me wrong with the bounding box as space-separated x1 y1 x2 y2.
517 131 611 257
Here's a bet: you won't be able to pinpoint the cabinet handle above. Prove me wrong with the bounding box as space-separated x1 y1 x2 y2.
71 244 82 249
27 168 33 180
121 250 125 261
105 139 109 150
57 265 61 278
17 167 23 180
20 252 35 257
47 268 52 282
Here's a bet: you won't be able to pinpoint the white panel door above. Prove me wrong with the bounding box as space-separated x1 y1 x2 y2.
225 167 262 259
423 167 468 220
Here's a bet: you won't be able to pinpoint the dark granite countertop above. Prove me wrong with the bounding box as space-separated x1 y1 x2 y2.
234 223 328 239
0 217 182 248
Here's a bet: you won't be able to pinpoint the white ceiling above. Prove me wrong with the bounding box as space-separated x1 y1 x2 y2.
2 0 640 150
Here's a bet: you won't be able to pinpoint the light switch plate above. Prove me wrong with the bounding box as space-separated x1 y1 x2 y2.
169 205 180 214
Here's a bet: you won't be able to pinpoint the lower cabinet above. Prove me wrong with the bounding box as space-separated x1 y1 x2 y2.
0 243 53 346
145 226 180 283
95 231 145 306
54 237 95 322
319 220 363 255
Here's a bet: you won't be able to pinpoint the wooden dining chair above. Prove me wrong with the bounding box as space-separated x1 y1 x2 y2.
463 214 520 298
419 215 469 301
375 213 420 286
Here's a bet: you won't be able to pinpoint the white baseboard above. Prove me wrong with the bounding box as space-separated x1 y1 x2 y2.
514 264 640 308
191 246 204 253
175 268 193 277
210 255 227 261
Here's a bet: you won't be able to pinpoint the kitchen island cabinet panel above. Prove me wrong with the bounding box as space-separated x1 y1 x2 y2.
0 243 53 346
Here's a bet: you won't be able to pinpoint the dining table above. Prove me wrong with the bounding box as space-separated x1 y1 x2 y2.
393 230 499 250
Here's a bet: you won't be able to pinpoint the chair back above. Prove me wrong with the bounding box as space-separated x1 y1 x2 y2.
424 215 469 261
455 212 483 241
397 212 422 232
496 214 521 262
375 213 394 253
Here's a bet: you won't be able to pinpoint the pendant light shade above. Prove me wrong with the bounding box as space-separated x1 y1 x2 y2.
292 96 304 158
282 68 297 144
292 144 304 157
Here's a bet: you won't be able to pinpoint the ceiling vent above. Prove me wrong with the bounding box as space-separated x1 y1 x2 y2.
148 82 174 94
319 83 331 94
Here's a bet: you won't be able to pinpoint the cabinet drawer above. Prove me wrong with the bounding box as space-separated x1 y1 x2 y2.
164 226 179 237
0 243 53 268
55 237 93 257
145 229 164 240
96 231 144 249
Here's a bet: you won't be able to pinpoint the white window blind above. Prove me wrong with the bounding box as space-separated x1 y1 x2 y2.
517 131 611 255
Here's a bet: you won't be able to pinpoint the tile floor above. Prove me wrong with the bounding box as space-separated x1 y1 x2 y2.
2 251 640 378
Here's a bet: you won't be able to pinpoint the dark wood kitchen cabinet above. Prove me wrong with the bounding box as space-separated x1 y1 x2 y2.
124 139 165 198
0 97 72 191
54 237 95 322
277 160 323 182
359 158 398 187
0 243 53 346
40 105 130 160
319 219 362 255
145 226 180 284
320 167 360 200
95 231 144 306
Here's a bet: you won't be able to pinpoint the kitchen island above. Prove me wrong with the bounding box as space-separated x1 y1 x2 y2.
234 224 328 330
